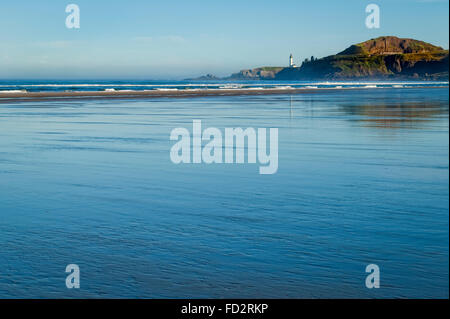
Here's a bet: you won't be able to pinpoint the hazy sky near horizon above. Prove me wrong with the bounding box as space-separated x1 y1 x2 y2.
0 0 449 79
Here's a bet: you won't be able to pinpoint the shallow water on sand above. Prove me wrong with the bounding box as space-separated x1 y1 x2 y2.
0 88 448 298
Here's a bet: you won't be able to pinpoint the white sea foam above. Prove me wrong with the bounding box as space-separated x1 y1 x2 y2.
219 84 243 89
105 88 137 92
0 90 27 93
275 86 293 89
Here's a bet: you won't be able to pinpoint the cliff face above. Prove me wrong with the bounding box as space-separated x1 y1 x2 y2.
277 36 449 80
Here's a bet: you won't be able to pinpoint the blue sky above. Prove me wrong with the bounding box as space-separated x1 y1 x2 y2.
0 0 448 79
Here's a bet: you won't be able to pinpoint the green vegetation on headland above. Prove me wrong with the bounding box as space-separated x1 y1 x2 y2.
226 67 285 80
188 37 449 81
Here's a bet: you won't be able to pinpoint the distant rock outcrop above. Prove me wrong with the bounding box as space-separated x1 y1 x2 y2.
225 67 284 80
185 74 221 81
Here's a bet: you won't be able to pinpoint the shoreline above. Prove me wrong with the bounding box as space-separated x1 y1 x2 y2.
0 86 448 103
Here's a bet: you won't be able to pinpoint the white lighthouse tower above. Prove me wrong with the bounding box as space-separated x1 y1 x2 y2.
289 54 297 68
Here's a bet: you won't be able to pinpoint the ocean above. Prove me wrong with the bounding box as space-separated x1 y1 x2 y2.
0 84 448 298
0 79 448 93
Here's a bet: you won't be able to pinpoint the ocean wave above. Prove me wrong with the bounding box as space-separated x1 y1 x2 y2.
219 84 243 89
274 86 293 89
0 80 448 94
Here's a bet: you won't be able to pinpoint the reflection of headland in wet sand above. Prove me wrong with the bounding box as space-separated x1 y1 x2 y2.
342 102 449 129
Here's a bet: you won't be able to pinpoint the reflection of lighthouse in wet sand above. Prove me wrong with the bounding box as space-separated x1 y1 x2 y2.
289 54 297 68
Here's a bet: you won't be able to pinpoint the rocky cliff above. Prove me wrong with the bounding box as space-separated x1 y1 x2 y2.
276 36 449 80
189 36 448 81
